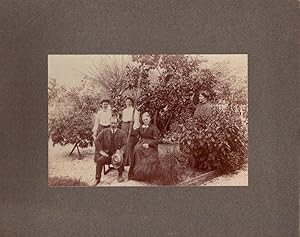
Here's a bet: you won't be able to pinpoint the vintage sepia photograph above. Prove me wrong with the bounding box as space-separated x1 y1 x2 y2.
2 0 297 235
48 54 248 187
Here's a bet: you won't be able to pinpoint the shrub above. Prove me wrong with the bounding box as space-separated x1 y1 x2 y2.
48 102 94 148
48 84 103 154
179 104 248 174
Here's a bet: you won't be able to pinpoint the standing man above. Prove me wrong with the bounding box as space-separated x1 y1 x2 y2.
93 117 127 186
121 97 140 166
92 99 112 138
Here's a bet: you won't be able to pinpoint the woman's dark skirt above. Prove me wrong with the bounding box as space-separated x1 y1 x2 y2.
121 122 137 166
131 139 160 182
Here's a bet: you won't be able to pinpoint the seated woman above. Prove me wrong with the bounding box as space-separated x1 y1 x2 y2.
128 112 160 182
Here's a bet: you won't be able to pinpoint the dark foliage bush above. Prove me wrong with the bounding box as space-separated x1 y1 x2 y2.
179 104 248 174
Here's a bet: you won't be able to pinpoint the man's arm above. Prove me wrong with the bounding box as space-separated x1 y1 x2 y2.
99 150 109 157
92 111 100 135
147 126 160 148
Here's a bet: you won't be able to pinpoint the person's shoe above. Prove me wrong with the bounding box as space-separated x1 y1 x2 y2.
128 173 132 181
128 169 133 181
92 178 100 186
118 174 124 183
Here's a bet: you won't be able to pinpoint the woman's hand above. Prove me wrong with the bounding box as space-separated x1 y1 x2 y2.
99 150 109 157
142 143 149 149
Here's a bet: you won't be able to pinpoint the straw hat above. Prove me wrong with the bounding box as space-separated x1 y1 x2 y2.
111 150 124 169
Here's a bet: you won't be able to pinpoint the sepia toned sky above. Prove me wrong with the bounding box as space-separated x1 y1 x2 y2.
48 54 247 88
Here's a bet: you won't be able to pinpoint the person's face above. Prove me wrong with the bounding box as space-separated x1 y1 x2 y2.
110 119 118 129
102 102 109 109
125 99 132 107
142 116 150 125
199 94 207 103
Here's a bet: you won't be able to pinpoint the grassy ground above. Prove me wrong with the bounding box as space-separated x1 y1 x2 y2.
48 142 148 186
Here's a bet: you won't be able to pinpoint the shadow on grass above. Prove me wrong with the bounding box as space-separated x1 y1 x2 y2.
48 176 88 187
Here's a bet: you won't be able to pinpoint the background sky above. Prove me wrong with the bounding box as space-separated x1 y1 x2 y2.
48 54 247 88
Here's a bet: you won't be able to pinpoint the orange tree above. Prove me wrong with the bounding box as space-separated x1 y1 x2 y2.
48 83 103 156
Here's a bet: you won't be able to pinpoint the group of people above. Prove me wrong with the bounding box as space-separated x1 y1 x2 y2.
92 97 160 186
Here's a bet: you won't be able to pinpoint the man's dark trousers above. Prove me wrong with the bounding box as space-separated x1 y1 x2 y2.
94 129 126 179
95 154 124 179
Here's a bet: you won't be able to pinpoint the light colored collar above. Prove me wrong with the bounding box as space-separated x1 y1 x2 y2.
142 124 149 128
111 128 117 133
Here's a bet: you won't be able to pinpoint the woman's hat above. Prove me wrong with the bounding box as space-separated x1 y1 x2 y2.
111 150 124 169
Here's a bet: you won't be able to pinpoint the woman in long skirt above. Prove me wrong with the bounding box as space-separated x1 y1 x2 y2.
121 97 140 166
128 112 160 182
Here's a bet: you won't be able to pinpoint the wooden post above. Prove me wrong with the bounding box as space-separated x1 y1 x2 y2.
69 141 80 156
76 143 82 158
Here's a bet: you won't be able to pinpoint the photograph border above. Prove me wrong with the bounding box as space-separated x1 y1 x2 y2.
0 1 298 236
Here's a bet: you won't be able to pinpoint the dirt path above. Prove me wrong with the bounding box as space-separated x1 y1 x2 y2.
201 165 248 186
48 143 147 186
